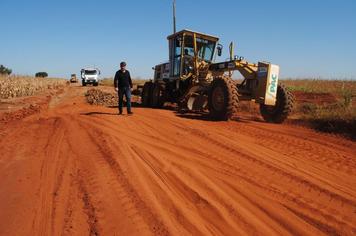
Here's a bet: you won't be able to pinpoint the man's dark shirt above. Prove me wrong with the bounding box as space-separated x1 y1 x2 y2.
114 70 133 88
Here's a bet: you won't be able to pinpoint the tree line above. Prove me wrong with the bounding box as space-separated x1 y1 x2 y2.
0 64 48 77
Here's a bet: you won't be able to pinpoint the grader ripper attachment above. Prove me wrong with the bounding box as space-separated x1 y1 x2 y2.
142 29 293 122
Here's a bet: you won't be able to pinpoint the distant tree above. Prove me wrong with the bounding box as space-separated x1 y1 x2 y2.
0 65 12 75
35 72 48 78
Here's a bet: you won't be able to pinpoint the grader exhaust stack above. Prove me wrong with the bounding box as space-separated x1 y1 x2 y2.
173 0 176 34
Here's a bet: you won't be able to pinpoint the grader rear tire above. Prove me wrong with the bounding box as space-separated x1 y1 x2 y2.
142 82 153 107
151 83 165 108
208 76 239 120
260 84 294 123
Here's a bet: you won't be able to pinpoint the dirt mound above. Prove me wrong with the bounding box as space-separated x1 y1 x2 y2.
0 96 50 125
85 88 141 107
85 88 118 106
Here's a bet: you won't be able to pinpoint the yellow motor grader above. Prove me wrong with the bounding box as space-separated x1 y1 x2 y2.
142 29 293 122
70 74 78 83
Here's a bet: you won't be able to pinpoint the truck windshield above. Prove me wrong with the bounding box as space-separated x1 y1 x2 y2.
85 70 97 75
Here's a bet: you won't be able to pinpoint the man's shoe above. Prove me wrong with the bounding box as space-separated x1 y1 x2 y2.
127 111 133 115
118 112 123 115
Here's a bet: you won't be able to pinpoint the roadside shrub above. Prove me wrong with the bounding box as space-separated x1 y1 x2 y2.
35 72 48 78
0 65 12 75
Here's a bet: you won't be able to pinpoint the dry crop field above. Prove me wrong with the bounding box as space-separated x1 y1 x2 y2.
0 75 67 100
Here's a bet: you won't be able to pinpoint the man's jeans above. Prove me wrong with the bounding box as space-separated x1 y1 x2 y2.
118 87 132 113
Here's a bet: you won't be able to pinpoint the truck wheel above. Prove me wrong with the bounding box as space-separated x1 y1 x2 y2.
82 80 86 86
208 76 239 120
142 81 153 107
260 84 294 123
151 83 165 108
94 82 99 86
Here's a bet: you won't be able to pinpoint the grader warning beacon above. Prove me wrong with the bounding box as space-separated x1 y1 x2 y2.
141 29 293 123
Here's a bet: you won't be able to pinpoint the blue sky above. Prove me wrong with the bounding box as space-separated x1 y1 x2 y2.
1 0 355 79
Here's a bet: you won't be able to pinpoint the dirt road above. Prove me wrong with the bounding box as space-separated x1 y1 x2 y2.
0 85 355 236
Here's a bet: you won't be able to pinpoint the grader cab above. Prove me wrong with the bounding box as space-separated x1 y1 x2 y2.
142 29 293 123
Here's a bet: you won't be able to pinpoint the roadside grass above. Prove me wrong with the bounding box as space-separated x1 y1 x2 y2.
296 101 356 139
281 79 356 96
0 75 67 100
99 78 114 86
280 79 356 139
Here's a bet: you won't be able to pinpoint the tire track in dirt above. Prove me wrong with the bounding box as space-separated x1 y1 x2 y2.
79 122 169 235
60 115 159 235
173 124 356 234
78 110 356 232
117 112 356 232
77 113 332 235
32 117 67 235
86 114 356 208
80 109 356 234
224 123 356 174
77 170 100 236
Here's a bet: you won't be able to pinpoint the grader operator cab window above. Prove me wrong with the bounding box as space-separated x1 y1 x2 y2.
172 36 182 77
183 36 195 57
197 38 215 62
183 36 216 61
169 30 218 78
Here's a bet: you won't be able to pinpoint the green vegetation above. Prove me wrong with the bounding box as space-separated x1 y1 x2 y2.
35 72 49 78
299 103 355 139
281 79 356 139
281 79 356 96
0 65 12 75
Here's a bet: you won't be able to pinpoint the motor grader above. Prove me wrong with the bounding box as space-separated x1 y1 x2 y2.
70 74 78 83
142 29 293 122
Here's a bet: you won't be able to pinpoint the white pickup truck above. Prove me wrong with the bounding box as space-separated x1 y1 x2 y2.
81 68 100 86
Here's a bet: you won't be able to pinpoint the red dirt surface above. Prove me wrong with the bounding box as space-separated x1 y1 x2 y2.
0 85 355 235
292 91 338 105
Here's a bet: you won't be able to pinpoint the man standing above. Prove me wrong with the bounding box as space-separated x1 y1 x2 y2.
114 62 133 115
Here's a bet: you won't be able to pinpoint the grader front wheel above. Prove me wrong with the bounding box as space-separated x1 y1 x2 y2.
260 84 294 123
208 77 239 120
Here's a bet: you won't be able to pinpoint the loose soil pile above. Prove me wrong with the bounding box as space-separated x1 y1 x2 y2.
85 88 141 107
85 88 118 106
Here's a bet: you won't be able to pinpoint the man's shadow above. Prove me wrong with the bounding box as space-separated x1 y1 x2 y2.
106 101 142 109
82 102 142 116
81 111 118 116
175 111 245 122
